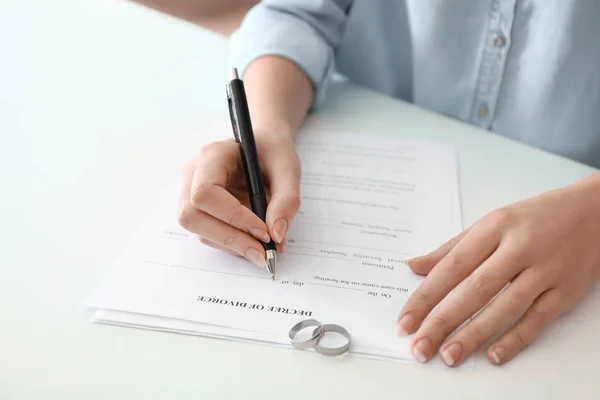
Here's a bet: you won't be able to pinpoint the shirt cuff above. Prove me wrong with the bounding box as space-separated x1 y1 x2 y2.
228 7 335 108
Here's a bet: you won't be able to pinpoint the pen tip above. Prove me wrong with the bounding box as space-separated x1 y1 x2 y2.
271 274 275 281
230 68 239 81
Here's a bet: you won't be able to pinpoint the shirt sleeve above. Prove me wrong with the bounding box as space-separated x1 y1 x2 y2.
228 0 352 107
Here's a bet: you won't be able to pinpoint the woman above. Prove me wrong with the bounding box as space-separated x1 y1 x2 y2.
177 1 600 367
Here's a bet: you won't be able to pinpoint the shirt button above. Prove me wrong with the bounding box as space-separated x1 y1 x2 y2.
492 32 506 47
478 104 489 118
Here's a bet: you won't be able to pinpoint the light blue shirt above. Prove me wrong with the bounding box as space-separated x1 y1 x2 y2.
229 0 600 169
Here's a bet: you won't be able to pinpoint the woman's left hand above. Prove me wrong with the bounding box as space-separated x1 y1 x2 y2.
396 175 600 367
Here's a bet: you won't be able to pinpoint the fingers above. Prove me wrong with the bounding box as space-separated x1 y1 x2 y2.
179 158 198 217
180 137 300 264
191 181 271 243
198 237 240 256
487 288 562 365
190 141 270 243
178 152 266 267
406 229 470 275
409 246 524 363
199 237 287 255
263 143 301 243
397 222 500 337
437 267 545 366
180 209 267 267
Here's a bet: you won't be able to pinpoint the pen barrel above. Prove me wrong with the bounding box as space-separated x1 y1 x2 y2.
229 79 265 196
251 194 277 251
228 77 275 251
250 193 268 221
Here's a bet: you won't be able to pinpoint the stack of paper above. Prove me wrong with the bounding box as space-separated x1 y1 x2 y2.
86 130 472 369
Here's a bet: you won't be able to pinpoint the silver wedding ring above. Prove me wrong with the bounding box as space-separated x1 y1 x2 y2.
289 319 323 349
314 324 351 356
288 319 351 356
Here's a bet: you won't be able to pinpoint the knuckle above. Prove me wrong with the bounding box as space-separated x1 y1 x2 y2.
412 289 433 310
227 206 244 228
178 207 197 230
446 235 461 250
430 315 453 336
487 208 513 230
443 254 467 277
190 183 212 207
513 330 526 350
468 273 495 302
467 324 486 344
222 233 240 249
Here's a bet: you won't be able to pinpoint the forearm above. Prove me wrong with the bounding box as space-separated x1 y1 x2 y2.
243 56 314 140
229 1 350 135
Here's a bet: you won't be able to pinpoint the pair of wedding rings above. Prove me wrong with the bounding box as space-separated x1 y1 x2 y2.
288 319 351 356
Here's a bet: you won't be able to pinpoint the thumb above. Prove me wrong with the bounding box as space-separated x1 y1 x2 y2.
263 146 301 244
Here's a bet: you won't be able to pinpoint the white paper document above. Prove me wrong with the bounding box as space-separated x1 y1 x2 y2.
86 130 472 369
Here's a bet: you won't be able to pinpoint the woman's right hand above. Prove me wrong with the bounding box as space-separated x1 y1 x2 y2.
178 133 301 267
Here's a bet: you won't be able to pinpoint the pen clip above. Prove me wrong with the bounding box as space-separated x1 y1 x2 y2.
226 85 240 143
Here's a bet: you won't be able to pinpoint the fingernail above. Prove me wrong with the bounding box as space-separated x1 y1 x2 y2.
249 227 271 243
273 218 288 243
244 248 265 267
403 258 413 266
397 313 415 337
490 346 506 365
441 343 462 366
412 337 432 362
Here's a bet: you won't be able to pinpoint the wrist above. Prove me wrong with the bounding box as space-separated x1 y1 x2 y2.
568 172 600 218
243 56 312 142
571 172 600 195
252 120 297 142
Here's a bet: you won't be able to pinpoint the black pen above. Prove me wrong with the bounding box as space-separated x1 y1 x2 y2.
226 68 277 280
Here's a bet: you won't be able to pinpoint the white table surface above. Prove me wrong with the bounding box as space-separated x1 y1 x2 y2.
2 0 599 399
